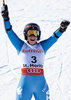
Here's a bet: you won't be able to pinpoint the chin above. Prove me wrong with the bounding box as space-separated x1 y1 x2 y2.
30 41 36 45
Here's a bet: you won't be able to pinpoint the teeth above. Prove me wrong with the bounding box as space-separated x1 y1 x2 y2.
30 39 35 41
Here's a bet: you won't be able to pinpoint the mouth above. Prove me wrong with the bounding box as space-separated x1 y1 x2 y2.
30 39 35 41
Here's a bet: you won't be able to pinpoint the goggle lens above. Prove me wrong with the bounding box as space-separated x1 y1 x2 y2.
27 30 39 37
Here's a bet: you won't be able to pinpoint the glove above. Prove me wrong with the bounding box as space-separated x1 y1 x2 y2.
1 4 9 19
59 20 70 32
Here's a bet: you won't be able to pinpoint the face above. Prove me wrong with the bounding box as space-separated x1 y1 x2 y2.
27 35 38 45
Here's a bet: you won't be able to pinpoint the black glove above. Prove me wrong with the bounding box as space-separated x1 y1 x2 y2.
59 20 70 32
1 4 9 19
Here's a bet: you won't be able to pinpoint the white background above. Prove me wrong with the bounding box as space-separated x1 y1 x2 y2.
0 0 71 100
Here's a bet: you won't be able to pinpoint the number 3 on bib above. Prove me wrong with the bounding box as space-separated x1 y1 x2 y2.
31 56 37 63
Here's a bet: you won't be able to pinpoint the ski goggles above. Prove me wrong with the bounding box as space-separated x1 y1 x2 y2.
27 30 39 37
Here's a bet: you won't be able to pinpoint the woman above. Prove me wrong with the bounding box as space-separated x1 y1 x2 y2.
1 4 70 100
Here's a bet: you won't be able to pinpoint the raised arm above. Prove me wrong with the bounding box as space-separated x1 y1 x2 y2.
1 4 24 53
40 20 70 54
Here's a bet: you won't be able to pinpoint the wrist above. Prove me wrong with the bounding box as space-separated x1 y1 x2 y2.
54 29 63 38
4 17 9 21
59 26 66 33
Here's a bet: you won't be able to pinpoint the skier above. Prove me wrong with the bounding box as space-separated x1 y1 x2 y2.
1 4 70 100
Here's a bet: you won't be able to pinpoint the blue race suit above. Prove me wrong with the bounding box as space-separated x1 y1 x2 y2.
4 19 63 100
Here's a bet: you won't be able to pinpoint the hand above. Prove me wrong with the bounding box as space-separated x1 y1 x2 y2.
60 20 70 28
59 20 70 32
1 4 9 18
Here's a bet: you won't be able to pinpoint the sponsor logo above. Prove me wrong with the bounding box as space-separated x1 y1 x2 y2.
27 68 41 73
22 49 44 53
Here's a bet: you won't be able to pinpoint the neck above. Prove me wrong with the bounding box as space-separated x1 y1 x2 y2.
27 41 37 45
